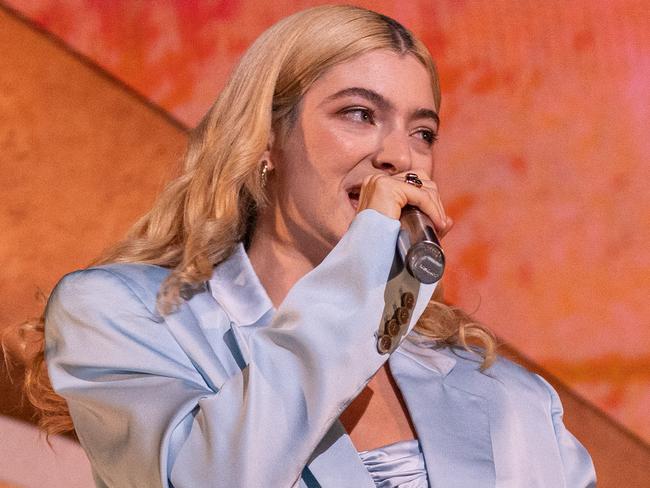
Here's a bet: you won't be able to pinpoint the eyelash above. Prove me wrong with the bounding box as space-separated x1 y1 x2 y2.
342 107 375 124
341 107 438 146
419 129 438 145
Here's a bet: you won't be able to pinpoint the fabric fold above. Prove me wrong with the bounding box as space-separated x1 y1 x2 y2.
358 439 428 488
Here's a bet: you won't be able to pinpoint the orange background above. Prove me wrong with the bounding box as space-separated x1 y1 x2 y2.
3 0 649 449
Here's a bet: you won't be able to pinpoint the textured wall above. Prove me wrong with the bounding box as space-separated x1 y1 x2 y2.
1 3 649 486
0 4 186 335
0 6 184 483
5 0 649 445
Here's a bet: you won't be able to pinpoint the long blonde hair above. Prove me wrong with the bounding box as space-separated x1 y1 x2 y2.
16 5 496 437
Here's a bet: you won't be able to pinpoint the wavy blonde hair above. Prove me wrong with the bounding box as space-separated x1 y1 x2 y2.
15 5 496 437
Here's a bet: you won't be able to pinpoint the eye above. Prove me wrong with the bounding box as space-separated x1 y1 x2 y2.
414 128 438 146
341 107 375 124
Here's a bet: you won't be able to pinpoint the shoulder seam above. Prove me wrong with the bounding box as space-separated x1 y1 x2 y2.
77 267 160 317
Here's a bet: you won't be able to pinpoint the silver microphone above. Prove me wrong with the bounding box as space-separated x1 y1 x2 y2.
397 205 445 283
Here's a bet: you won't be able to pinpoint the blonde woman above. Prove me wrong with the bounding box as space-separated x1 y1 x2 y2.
25 6 595 487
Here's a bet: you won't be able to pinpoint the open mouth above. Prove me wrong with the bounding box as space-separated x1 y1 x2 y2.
347 187 361 210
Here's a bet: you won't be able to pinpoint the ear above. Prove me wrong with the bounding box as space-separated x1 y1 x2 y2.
259 130 276 169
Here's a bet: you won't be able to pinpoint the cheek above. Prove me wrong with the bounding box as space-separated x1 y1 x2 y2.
410 149 436 179
301 121 367 174
413 159 435 180
320 128 359 156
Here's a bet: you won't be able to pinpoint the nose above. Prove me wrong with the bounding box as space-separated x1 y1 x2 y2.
372 128 412 174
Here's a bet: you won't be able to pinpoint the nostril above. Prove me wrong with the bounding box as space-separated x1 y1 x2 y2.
375 161 397 173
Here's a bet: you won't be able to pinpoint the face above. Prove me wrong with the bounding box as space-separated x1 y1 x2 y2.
265 49 439 263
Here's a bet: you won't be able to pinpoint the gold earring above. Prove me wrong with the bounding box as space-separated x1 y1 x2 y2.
260 160 270 188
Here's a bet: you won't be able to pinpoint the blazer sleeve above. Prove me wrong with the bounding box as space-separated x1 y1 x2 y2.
45 209 436 488
536 375 597 488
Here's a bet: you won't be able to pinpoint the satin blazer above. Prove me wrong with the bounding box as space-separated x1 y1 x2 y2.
45 209 596 488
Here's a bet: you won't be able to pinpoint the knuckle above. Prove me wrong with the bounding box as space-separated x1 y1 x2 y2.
373 173 391 186
362 174 377 186
424 190 438 203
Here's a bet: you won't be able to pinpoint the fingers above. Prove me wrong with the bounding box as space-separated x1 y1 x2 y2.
398 176 450 236
357 171 454 238
395 172 453 237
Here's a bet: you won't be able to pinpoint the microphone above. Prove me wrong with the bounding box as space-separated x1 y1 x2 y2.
397 205 445 283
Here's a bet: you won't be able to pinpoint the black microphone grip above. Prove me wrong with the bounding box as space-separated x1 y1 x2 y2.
397 205 445 284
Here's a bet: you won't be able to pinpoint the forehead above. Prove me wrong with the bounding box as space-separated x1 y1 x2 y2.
306 49 436 109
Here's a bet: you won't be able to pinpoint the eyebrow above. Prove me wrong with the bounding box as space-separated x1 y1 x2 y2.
322 87 440 126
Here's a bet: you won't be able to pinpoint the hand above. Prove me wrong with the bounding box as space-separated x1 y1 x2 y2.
356 172 453 238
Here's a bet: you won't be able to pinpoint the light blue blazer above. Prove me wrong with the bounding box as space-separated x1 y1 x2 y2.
45 210 596 487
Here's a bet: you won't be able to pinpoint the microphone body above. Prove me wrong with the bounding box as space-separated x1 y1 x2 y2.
397 205 445 283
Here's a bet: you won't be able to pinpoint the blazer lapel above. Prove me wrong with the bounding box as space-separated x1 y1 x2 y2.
303 420 376 488
390 339 496 488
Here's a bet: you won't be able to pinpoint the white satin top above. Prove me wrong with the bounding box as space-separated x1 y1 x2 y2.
359 439 429 488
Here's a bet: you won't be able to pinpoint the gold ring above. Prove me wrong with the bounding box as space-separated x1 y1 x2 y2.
405 172 423 188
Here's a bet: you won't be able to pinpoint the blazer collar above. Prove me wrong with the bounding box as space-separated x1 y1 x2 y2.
395 333 457 377
207 243 274 327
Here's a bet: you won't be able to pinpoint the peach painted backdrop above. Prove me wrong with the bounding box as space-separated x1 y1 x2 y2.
6 0 649 443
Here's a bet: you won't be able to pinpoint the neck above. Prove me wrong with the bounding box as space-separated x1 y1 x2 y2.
247 207 325 309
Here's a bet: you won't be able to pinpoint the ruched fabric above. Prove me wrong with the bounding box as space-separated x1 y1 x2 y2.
358 439 429 488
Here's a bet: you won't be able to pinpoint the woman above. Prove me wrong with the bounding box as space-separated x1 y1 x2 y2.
23 5 596 487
